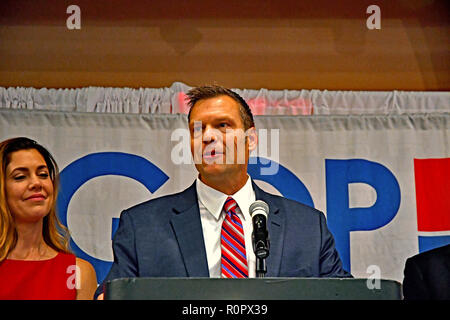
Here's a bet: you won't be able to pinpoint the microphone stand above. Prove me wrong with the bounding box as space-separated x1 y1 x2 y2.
256 256 267 278
254 240 269 278
250 201 270 279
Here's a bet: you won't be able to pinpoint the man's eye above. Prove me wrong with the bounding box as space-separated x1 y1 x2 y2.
219 123 228 128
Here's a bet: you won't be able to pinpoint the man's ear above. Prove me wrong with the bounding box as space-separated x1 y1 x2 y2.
246 127 258 152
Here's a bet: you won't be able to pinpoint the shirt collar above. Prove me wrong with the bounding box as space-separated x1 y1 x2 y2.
196 175 255 221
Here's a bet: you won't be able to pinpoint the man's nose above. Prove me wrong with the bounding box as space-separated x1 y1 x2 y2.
203 126 218 142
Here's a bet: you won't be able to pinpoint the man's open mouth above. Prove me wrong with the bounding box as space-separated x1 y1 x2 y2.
203 150 224 158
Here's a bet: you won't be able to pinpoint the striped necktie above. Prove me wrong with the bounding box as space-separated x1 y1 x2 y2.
221 197 249 278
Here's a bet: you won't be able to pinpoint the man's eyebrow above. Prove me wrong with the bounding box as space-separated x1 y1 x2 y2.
215 117 234 122
189 116 236 127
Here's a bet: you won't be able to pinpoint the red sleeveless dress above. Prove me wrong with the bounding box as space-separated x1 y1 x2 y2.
0 252 77 300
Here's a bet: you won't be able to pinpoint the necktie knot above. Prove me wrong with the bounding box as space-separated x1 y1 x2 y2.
224 197 237 214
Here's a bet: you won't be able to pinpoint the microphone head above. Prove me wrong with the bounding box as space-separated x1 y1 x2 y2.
249 200 269 219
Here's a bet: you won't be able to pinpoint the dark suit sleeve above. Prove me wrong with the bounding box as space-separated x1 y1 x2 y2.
403 257 430 300
318 212 352 278
94 209 139 298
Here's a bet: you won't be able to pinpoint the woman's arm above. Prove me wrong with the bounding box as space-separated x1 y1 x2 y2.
75 257 98 300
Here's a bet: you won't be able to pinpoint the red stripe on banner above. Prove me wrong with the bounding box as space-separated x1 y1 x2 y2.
414 158 450 232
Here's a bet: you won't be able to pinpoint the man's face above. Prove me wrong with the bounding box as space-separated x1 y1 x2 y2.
189 95 257 183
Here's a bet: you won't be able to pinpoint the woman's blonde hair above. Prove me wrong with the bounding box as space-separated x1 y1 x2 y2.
0 137 71 261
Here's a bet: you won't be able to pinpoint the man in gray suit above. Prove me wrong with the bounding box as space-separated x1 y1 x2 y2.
95 85 350 298
403 244 450 300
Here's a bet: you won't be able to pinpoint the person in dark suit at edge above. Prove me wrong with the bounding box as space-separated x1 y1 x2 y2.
95 85 351 299
402 244 450 300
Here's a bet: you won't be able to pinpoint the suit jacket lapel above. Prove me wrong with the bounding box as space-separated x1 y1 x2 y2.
252 181 284 277
170 180 285 278
170 182 210 277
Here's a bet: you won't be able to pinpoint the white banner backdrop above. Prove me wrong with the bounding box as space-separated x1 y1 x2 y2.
1 109 449 285
2 83 449 115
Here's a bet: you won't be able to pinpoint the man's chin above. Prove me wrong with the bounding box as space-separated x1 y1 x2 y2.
196 162 229 177
198 162 225 172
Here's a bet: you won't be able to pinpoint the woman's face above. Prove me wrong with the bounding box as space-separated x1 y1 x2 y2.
5 149 54 224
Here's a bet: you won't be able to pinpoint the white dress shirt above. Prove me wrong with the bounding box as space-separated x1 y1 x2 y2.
196 175 256 278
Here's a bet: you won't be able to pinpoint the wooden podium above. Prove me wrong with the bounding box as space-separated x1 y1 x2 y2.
104 277 402 300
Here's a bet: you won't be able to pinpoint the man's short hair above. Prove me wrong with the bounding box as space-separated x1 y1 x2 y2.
186 85 255 131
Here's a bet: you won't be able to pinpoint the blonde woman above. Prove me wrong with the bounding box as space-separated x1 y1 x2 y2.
0 137 97 299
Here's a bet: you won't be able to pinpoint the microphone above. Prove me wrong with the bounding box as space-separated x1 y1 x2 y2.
249 200 270 260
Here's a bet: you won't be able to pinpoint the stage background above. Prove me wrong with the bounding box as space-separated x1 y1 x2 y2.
1 83 449 284
0 0 448 91
1 0 449 288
